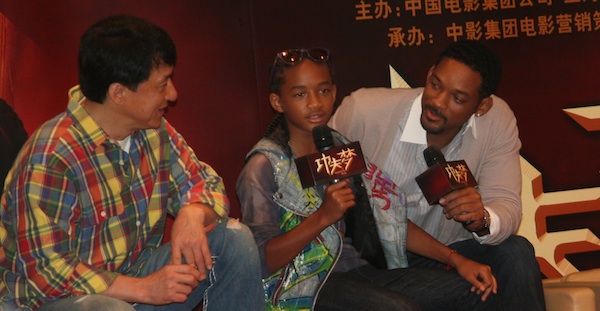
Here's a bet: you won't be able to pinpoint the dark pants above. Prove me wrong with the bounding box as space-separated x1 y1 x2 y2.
409 235 546 311
315 264 494 311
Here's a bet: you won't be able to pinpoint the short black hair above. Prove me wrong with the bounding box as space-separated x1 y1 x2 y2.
435 40 502 99
78 15 176 103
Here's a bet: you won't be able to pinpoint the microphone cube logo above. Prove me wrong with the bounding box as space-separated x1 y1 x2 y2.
315 147 358 176
444 162 471 185
295 141 367 188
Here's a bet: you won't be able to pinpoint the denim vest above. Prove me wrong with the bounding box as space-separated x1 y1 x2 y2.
249 134 408 311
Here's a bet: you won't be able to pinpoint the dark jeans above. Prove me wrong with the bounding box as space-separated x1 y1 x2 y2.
408 235 546 311
315 264 494 311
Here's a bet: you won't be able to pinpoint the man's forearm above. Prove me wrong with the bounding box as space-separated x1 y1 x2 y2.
181 203 220 229
102 274 145 303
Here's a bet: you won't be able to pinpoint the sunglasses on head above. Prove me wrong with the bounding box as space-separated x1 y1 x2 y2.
274 47 331 65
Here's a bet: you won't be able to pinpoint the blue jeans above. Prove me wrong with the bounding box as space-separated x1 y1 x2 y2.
408 235 546 311
38 218 265 311
315 264 492 311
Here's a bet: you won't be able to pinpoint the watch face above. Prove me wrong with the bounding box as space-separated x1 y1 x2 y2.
476 227 490 237
473 210 491 237
483 209 490 228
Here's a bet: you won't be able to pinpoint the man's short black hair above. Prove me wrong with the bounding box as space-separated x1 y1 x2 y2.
436 40 502 99
78 15 177 103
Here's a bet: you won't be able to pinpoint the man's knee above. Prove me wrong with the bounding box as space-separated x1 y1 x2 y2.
221 218 256 248
77 296 134 311
494 236 541 280
39 295 135 311
210 218 259 266
498 235 536 259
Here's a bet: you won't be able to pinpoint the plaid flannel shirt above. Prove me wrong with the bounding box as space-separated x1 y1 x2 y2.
0 87 228 309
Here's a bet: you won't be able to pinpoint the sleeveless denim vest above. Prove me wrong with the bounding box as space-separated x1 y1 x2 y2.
248 133 408 311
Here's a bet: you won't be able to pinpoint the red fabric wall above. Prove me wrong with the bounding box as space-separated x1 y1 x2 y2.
0 1 263 219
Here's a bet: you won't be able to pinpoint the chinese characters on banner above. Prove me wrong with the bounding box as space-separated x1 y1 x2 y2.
353 0 600 46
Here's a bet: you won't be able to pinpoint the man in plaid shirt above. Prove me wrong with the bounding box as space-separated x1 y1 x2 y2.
0 15 264 311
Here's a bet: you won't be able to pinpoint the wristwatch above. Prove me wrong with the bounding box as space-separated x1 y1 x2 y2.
475 209 491 236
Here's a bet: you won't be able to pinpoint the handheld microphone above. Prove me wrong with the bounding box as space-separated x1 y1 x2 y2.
295 125 367 188
424 145 446 167
313 124 335 152
415 146 477 205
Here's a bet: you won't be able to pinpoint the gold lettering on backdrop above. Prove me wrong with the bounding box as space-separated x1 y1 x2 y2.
353 0 599 46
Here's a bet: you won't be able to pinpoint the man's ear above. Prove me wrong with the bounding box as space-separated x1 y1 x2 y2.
107 83 126 105
475 96 493 117
270 93 283 113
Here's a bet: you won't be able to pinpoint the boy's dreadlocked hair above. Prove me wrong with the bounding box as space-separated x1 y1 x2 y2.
263 113 293 157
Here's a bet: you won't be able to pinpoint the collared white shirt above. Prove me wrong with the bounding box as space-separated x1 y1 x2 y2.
387 95 497 244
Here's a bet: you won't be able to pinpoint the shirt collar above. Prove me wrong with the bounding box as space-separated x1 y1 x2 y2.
67 85 111 150
399 93 478 145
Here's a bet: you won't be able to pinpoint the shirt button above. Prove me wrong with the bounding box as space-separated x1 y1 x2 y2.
136 221 141 227
119 160 124 165
100 211 107 217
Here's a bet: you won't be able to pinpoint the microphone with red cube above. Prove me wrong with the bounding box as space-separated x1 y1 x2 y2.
415 145 478 205
295 125 367 188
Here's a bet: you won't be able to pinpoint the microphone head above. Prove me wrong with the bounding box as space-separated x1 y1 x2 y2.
423 146 446 167
313 125 334 152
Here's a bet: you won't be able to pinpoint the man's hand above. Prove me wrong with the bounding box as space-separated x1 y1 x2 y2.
170 203 219 281
102 264 202 305
140 264 203 304
439 187 486 232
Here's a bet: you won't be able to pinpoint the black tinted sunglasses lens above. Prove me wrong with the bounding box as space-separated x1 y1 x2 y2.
307 48 329 62
279 49 303 64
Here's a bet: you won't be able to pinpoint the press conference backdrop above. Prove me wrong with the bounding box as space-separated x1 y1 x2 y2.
1 0 598 276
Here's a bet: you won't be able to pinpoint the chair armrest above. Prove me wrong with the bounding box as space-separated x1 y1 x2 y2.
562 269 600 282
543 278 562 285
543 286 596 311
